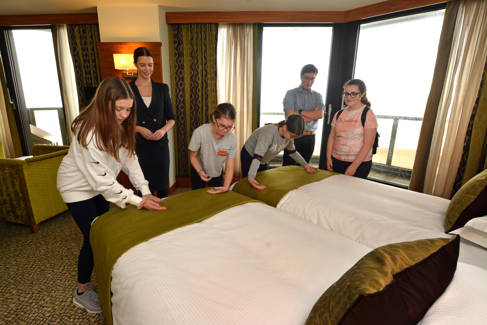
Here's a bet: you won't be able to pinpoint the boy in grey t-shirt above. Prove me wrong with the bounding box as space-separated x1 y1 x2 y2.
188 103 237 194
241 115 317 190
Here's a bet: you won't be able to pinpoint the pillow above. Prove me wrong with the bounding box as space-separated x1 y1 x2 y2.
305 236 459 325
445 169 487 232
450 216 487 249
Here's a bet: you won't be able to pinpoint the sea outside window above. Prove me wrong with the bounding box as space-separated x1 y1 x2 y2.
354 9 445 186
260 26 333 167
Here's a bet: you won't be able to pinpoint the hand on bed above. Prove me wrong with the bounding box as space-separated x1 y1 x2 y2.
138 194 166 211
304 165 317 174
248 179 267 191
207 186 229 194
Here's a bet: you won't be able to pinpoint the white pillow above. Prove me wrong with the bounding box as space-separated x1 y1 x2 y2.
450 216 487 248
419 262 487 325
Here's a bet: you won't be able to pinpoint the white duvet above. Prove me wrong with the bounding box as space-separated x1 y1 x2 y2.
277 174 487 270
111 202 370 325
110 201 487 325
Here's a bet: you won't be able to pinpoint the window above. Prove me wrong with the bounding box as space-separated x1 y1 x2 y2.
11 28 66 146
259 26 333 166
354 9 445 186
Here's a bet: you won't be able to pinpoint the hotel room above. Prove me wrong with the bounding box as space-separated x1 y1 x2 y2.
1 0 487 324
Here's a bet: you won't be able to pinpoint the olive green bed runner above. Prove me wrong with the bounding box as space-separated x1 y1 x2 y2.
233 166 338 207
90 189 257 325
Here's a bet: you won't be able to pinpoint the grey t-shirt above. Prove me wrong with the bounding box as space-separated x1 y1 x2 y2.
244 124 307 180
283 86 324 132
188 123 237 178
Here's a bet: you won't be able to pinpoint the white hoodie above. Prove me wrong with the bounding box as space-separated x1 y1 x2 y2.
57 131 151 208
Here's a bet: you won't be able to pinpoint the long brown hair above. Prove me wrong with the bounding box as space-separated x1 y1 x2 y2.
71 77 136 161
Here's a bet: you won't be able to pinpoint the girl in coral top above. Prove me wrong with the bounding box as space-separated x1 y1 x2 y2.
326 79 378 178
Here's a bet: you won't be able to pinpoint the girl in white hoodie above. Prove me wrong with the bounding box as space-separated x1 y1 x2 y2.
57 77 165 313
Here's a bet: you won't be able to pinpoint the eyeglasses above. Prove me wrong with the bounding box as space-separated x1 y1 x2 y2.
343 92 361 98
215 120 234 131
303 76 316 81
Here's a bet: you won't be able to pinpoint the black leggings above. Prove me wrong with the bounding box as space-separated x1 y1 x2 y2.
283 134 315 166
331 156 372 179
67 195 109 284
240 147 270 178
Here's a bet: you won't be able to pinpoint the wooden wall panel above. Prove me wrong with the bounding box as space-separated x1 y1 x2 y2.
97 42 163 83
166 11 345 23
166 0 449 24
0 13 98 26
345 0 449 21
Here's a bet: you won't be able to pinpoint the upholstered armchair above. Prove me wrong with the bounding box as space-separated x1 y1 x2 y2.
0 145 69 232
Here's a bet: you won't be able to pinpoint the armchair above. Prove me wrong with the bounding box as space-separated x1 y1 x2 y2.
0 145 69 232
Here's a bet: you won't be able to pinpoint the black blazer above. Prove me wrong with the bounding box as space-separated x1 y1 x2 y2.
131 81 175 140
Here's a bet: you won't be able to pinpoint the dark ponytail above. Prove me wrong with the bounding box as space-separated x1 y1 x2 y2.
133 47 153 64
277 114 304 136
343 79 371 107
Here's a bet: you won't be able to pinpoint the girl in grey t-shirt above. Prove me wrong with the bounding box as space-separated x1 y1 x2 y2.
241 114 317 190
188 103 237 194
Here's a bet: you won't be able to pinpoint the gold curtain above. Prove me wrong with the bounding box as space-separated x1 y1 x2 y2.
0 60 22 157
168 23 218 177
217 24 256 176
455 60 487 190
409 0 460 193
66 24 102 109
422 0 487 198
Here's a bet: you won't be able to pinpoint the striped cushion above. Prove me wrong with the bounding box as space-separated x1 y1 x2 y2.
306 236 459 325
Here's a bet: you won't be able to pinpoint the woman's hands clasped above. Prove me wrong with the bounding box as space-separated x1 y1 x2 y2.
137 126 166 141
138 194 166 211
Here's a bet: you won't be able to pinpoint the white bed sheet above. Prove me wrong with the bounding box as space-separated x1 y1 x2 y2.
277 174 487 270
109 201 487 325
111 202 370 325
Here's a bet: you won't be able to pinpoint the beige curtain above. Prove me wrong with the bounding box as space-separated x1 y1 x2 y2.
423 0 487 198
0 78 14 157
217 24 255 176
56 25 79 143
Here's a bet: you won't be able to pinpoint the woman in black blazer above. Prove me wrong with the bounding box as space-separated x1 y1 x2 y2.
131 47 175 198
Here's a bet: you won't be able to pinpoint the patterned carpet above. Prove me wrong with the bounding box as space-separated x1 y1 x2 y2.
0 212 104 324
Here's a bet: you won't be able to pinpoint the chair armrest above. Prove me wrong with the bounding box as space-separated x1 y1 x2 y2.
32 144 70 156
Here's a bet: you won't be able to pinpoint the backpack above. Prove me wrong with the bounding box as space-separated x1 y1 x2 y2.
336 106 379 154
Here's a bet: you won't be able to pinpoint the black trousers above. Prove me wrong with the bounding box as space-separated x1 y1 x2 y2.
67 195 110 284
283 134 315 166
240 147 270 178
190 166 224 190
331 156 372 179
136 136 169 198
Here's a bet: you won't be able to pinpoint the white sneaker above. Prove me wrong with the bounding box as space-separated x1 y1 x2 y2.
72 288 102 313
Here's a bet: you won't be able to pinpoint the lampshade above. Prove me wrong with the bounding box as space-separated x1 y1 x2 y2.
113 53 136 77
113 53 136 70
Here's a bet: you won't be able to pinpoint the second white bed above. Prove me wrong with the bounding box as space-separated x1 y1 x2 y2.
277 174 487 270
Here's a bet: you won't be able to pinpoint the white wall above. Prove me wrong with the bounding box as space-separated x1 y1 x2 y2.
97 4 176 188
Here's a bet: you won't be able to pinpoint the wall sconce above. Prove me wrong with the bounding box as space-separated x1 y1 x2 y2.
113 53 137 78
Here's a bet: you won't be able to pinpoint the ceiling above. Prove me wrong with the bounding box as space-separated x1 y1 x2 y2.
0 0 385 15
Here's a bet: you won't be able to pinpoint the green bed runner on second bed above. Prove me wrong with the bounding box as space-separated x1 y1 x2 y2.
90 189 257 325
233 166 337 207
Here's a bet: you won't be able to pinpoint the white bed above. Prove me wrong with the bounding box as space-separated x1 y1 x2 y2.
108 202 487 325
276 174 487 270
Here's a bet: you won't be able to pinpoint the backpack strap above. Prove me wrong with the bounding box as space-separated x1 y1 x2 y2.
336 109 345 120
361 106 370 127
